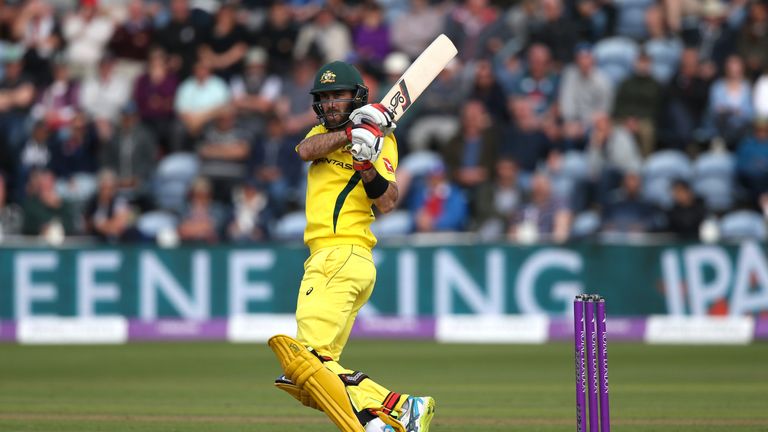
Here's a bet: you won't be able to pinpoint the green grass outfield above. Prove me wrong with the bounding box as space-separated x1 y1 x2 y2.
1 341 767 431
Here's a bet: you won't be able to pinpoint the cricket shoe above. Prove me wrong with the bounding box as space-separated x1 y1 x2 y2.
364 418 396 432
398 396 435 432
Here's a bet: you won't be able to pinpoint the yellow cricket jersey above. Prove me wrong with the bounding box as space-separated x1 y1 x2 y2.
300 124 399 254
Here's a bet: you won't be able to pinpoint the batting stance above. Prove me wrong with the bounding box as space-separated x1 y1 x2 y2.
268 61 435 432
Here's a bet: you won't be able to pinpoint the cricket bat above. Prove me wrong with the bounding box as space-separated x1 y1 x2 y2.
380 34 458 121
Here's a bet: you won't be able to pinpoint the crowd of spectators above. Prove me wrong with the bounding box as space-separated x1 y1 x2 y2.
0 0 767 245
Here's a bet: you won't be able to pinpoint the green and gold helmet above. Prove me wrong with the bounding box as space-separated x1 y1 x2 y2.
310 61 368 129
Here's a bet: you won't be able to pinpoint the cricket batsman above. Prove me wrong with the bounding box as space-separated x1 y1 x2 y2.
267 61 435 432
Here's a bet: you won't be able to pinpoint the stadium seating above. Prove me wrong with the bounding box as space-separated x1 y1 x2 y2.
151 153 200 214
642 150 693 208
719 210 767 241
273 211 307 241
136 210 179 241
693 151 736 212
593 37 640 85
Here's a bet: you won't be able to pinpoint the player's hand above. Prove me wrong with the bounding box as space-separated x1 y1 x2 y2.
345 120 383 164
349 103 396 136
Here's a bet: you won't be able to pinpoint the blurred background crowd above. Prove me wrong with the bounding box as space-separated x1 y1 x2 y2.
0 0 767 245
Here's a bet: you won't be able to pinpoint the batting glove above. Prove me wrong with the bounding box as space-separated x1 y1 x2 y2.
345 120 383 167
350 103 396 136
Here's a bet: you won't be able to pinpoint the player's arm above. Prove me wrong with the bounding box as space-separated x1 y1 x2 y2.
296 131 348 161
359 167 398 213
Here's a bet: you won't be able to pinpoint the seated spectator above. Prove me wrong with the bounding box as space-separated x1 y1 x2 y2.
736 117 768 204
473 157 522 237
443 100 499 191
585 112 642 185
133 47 179 154
31 53 81 132
665 178 706 239
79 53 133 141
612 51 663 156
353 2 391 64
177 177 226 243
173 56 230 151
48 112 98 183
661 47 714 149
511 44 560 120
735 0 768 80
153 0 209 79
389 0 443 59
196 105 250 201
509 172 571 243
470 59 509 122
559 43 614 148
62 0 115 77
249 114 304 216
505 97 554 177
84 168 135 242
21 168 76 237
100 103 158 196
199 2 248 82
107 0 153 81
231 47 283 138
251 1 298 77
0 47 36 153
15 120 51 201
409 163 468 233
294 8 352 65
12 0 62 87
601 171 662 233
643 4 683 84
227 179 271 243
704 54 754 148
528 0 580 66
443 0 502 61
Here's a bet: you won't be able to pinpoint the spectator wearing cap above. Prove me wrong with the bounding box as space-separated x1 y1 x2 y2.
0 46 36 154
196 104 250 202
736 117 768 204
107 0 154 81
100 102 158 196
199 3 248 83
79 52 133 141
408 161 469 233
389 0 443 60
558 42 613 147
612 51 663 157
665 178 706 239
12 0 62 87
133 47 179 154
685 0 741 71
353 2 391 64
62 0 115 78
172 55 230 151
231 47 282 138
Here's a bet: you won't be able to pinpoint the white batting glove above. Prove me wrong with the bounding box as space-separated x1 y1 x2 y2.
346 121 383 163
349 103 397 136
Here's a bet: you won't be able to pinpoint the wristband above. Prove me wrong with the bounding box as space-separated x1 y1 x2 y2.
363 169 389 199
345 125 353 142
353 160 373 171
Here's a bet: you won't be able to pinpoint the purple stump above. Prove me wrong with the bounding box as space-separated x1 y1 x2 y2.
596 298 611 432
585 298 599 432
573 296 587 432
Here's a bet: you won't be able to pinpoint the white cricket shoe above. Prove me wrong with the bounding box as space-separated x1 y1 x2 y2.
398 396 436 432
364 418 396 432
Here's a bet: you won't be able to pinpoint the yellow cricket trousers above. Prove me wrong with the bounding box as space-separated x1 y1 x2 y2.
295 244 406 412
